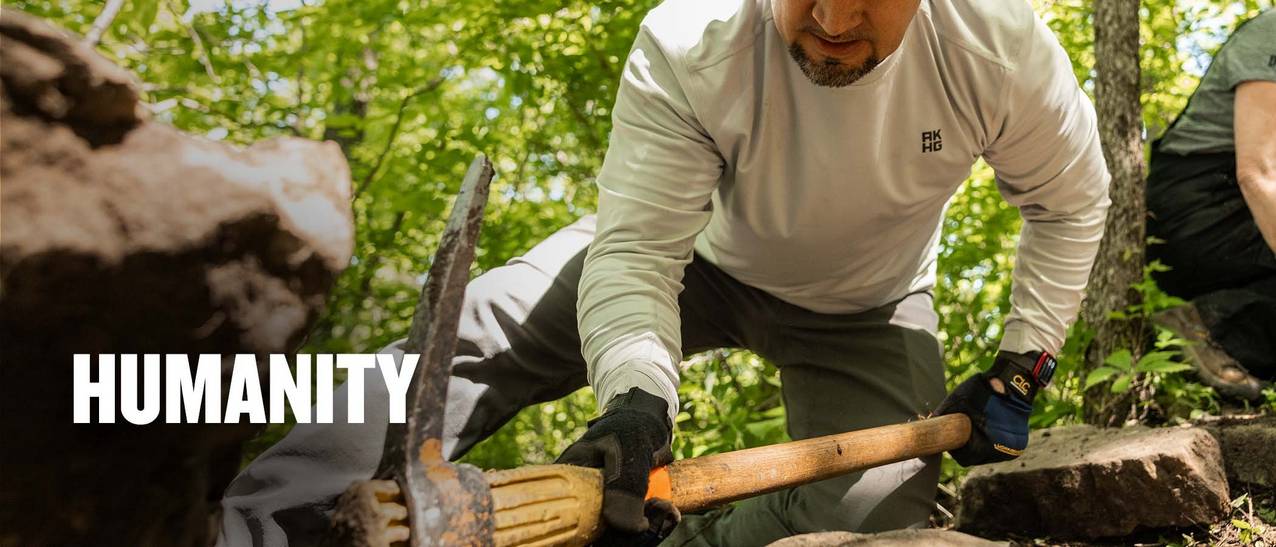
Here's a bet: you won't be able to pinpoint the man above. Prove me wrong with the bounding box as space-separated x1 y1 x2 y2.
1147 10 1275 401
219 0 1109 544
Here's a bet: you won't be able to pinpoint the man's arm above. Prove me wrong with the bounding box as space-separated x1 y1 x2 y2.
939 14 1109 467
1234 80 1276 251
983 14 1111 356
559 21 723 538
577 26 723 424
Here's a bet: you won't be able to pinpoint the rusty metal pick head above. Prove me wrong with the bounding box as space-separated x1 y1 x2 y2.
396 154 495 547
399 153 492 454
330 154 495 547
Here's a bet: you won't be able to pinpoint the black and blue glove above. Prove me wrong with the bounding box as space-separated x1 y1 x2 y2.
556 387 679 545
937 350 1056 466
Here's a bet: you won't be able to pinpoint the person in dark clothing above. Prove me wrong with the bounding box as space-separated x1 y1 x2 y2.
1147 9 1276 400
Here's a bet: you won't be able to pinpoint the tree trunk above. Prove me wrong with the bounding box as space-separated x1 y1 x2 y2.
1081 0 1148 426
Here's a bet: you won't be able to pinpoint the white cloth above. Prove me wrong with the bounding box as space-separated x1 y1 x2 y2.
579 0 1111 419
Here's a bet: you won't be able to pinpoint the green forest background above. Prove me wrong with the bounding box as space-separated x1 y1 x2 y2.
15 0 1274 508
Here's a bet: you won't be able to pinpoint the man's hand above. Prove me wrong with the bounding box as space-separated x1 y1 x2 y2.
556 387 679 545
936 350 1055 466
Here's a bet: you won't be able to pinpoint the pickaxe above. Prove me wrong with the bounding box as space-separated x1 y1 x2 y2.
325 154 497 547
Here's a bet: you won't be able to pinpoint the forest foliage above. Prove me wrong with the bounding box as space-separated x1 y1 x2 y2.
15 0 1274 475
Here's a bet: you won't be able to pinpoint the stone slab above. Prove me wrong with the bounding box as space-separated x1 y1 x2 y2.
1202 415 1276 487
956 425 1230 539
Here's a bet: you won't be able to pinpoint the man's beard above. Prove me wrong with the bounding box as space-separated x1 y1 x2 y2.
788 42 879 88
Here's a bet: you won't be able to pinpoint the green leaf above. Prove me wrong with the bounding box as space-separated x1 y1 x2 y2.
136 0 160 31
1110 374 1134 394
1135 360 1191 374
1231 519 1251 530
1105 349 1133 369
1084 366 1121 390
744 417 785 438
1154 327 1186 349
761 405 785 418
1134 351 1190 374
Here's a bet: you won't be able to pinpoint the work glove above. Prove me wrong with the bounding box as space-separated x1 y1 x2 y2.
556 387 679 546
936 350 1056 466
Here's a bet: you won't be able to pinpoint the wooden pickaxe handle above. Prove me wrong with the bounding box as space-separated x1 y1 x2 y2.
642 413 971 513
487 414 972 546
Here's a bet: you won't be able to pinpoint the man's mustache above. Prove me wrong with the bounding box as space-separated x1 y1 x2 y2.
802 25 872 43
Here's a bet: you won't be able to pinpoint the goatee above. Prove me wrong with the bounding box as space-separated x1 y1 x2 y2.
788 43 880 88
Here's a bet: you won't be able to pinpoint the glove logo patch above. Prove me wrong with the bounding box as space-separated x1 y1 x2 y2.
1010 374 1031 397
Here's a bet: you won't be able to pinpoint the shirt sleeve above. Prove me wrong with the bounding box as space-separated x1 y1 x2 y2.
982 14 1112 355
578 26 724 423
1217 11 1276 89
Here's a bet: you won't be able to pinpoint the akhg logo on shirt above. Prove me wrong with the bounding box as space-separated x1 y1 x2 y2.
922 129 943 153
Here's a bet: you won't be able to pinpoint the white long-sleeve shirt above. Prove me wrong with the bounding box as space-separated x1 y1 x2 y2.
578 0 1111 421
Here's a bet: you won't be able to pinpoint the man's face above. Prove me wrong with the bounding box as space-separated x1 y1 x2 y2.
773 0 921 87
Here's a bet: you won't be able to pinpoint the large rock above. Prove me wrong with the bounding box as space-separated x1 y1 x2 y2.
0 9 353 547
769 530 1006 546
1202 415 1276 487
956 425 1230 540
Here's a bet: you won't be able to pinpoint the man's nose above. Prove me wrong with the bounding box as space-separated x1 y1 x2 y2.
812 0 865 38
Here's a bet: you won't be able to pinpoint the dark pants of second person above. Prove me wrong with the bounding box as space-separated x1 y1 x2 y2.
1146 149 1276 379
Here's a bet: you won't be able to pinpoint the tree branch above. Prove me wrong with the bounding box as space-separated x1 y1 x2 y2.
352 76 447 199
165 0 220 83
85 0 127 47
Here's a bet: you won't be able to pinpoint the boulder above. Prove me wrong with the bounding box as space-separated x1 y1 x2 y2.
1202 415 1276 487
769 529 1006 546
956 425 1230 539
0 9 353 547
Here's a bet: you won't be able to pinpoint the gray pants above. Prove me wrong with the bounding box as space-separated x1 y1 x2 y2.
217 216 946 547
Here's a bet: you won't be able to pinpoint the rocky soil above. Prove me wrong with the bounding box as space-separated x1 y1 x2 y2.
0 9 353 546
